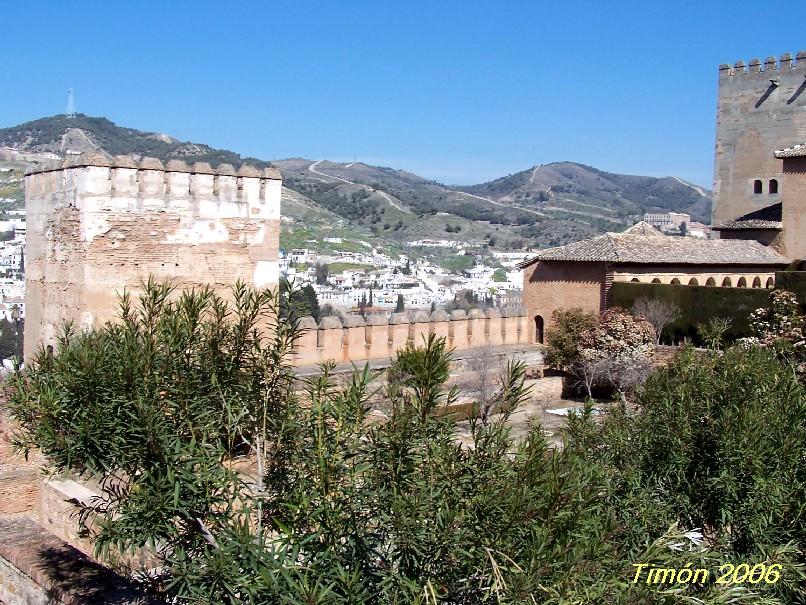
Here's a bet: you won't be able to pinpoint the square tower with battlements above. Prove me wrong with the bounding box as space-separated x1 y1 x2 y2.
24 154 281 359
712 52 806 225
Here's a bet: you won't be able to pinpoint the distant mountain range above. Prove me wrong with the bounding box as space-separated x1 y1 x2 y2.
0 115 712 248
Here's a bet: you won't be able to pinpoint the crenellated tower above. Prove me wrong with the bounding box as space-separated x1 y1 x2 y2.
712 51 806 225
24 153 282 359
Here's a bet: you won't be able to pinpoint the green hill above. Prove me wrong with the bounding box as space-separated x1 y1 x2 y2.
1 115 712 249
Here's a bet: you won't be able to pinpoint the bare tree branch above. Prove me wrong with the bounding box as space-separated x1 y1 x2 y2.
632 297 681 344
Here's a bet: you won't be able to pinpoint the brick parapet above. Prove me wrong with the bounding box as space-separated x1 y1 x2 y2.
291 309 527 366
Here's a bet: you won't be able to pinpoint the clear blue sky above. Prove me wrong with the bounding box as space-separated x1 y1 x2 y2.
2 1 804 186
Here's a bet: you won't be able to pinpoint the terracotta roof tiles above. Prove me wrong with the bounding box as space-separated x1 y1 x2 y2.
711 203 782 231
774 144 806 158
518 231 788 268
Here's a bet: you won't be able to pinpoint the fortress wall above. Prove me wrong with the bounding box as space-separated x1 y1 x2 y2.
291 309 528 367
24 155 281 359
713 51 806 224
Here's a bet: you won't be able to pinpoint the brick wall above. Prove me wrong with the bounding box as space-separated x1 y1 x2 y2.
0 517 157 604
292 308 528 367
782 157 806 260
0 410 43 516
522 260 606 342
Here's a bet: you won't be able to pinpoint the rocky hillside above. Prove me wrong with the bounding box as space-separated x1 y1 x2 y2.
1 115 712 248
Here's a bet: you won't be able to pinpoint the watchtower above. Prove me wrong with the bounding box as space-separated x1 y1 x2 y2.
24 154 281 359
712 52 806 225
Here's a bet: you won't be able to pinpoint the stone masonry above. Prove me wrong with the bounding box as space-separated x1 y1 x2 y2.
712 51 806 225
24 154 281 359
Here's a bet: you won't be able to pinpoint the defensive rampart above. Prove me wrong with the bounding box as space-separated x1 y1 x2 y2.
291 308 529 367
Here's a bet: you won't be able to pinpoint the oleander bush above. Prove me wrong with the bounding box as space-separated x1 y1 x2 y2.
8 281 806 604
547 307 655 398
544 307 597 368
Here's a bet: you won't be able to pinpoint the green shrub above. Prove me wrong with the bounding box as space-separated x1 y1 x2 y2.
544 307 597 368
8 281 806 604
566 346 806 601
612 282 770 342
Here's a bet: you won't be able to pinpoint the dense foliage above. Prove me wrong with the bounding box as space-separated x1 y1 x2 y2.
612 281 769 343
743 289 806 376
566 346 806 602
546 307 654 398
8 282 806 604
577 307 654 362
544 308 598 368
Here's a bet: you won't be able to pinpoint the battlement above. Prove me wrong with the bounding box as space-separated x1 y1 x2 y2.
292 307 529 367
719 51 806 79
25 154 281 219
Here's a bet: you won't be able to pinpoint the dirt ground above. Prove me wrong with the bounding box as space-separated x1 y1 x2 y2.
453 375 593 449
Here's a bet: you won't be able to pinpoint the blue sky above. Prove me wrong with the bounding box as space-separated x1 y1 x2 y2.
1 1 804 186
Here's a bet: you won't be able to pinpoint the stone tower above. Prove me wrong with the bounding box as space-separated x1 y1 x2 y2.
24 154 281 359
712 51 806 225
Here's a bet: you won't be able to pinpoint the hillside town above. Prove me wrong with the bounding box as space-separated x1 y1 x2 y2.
0 167 25 327
280 243 527 312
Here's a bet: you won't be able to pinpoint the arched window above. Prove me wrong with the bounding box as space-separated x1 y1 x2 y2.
769 179 779 194
722 277 732 287
752 276 762 288
706 277 716 286
688 277 699 286
630 277 640 282
753 179 763 194
766 277 774 288
651 277 661 284
737 276 747 287
670 278 681 285
534 315 544 344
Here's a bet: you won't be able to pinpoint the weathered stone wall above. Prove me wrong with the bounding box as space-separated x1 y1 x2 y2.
713 51 806 225
24 154 282 359
781 156 806 259
0 553 50 605
291 308 528 367
38 478 99 559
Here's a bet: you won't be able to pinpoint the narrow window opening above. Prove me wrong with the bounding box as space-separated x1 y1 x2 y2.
753 179 763 194
769 179 778 194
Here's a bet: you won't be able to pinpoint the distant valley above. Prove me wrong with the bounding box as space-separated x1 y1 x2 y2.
0 114 712 252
